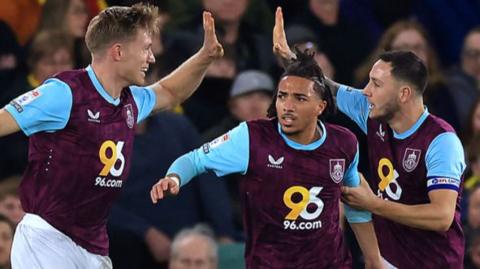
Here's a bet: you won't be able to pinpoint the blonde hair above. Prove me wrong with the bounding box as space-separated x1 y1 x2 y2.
85 3 160 54
354 20 444 87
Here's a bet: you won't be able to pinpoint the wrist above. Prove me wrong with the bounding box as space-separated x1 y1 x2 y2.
196 48 216 65
166 174 181 187
369 196 383 215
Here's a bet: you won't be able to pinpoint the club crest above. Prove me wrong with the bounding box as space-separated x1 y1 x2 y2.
124 104 135 129
329 159 345 183
402 148 421 172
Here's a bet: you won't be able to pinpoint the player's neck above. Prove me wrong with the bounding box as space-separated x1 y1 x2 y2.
388 102 425 134
288 122 321 145
91 61 126 99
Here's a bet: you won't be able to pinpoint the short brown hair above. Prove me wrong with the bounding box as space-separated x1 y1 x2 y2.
28 30 74 69
85 3 160 54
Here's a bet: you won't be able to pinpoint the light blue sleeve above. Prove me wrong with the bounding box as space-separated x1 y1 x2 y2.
425 132 466 192
342 145 372 223
167 122 250 187
336 85 370 134
130 86 156 123
4 78 72 136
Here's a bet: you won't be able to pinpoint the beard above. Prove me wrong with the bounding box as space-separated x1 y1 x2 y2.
370 99 400 123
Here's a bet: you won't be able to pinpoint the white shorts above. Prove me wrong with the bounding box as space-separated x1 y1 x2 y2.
11 213 112 269
383 257 398 269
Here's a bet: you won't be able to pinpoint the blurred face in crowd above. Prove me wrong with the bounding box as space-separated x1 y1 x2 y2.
472 102 480 136
364 60 402 122
118 29 156 86
0 220 13 268
34 48 73 83
169 235 216 269
202 0 248 23
230 90 271 121
309 0 339 25
0 195 24 225
469 188 480 229
462 32 480 81
391 29 428 65
67 0 89 38
276 76 326 142
471 240 480 269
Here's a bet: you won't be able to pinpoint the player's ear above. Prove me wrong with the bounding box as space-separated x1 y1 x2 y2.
399 85 413 103
317 100 327 116
110 43 123 61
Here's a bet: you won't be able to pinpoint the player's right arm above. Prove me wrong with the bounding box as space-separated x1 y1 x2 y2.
272 6 370 133
0 79 72 138
150 122 250 203
0 109 20 136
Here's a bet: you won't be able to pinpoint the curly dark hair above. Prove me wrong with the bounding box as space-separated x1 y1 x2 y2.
268 48 336 120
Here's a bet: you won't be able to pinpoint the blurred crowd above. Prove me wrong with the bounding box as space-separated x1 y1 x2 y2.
1 0 480 268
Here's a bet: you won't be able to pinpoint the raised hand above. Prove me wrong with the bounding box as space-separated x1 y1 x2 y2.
150 176 180 203
273 7 296 61
200 11 224 60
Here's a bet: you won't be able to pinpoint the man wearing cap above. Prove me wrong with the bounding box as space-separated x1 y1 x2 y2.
201 70 274 142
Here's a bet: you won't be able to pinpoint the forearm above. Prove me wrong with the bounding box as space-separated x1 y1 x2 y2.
154 50 212 106
0 108 20 137
370 199 454 232
350 222 382 268
166 150 207 187
323 77 343 97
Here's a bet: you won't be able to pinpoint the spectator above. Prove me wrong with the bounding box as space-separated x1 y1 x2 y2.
201 70 273 141
466 229 480 269
466 188 480 268
38 0 90 68
448 27 480 131
465 135 480 191
0 214 13 269
169 225 218 269
463 99 480 146
0 176 24 226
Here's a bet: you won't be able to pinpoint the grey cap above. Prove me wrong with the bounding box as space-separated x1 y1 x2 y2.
285 24 321 50
230 70 274 98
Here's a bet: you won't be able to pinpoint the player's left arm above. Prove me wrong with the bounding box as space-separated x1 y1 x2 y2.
350 222 383 269
342 132 465 232
149 11 223 112
343 146 382 268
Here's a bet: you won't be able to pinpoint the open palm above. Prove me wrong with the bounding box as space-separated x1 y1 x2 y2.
273 7 296 60
201 11 224 59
